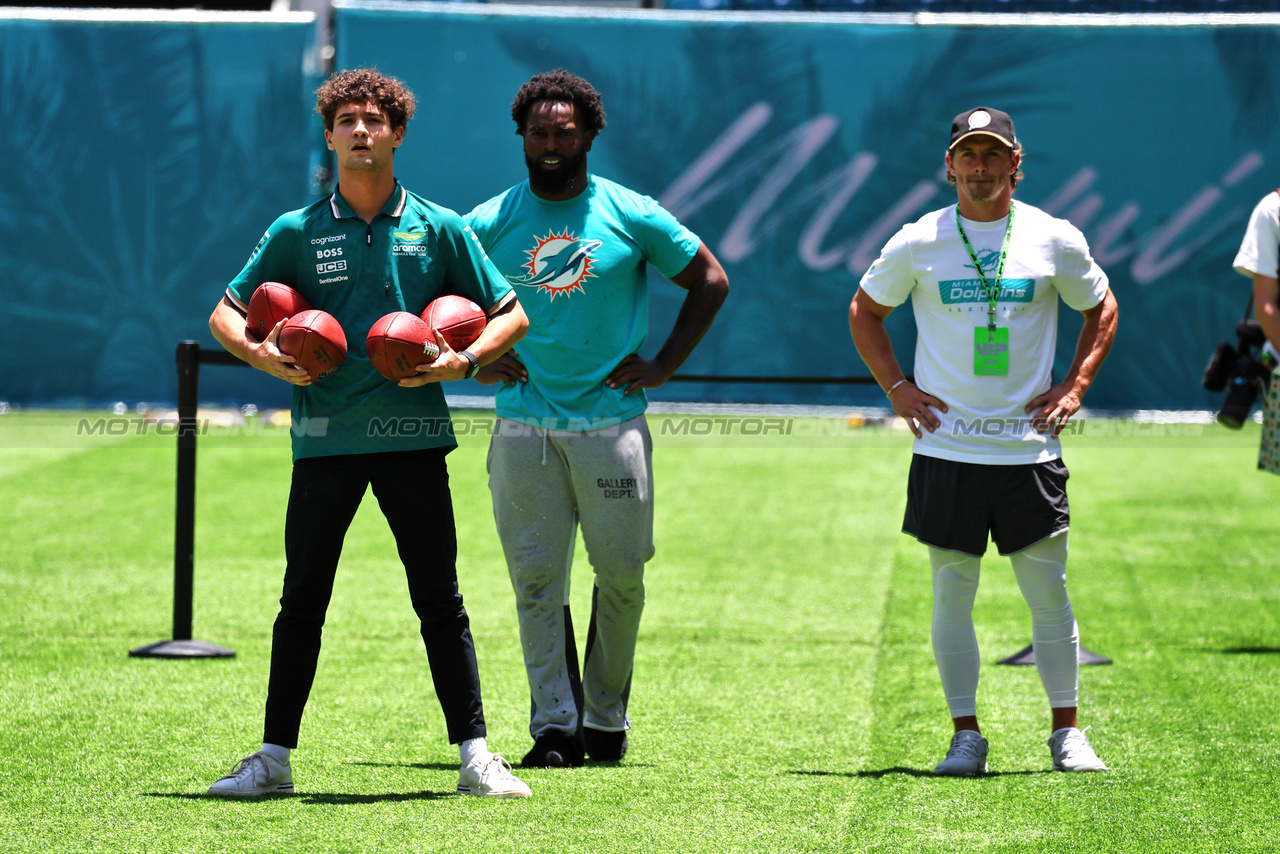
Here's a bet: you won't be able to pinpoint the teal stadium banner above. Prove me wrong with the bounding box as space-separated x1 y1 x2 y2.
0 10 316 409
333 2 1280 411
4 4 1280 412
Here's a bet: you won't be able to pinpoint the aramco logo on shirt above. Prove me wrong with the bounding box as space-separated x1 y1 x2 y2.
513 229 603 299
393 230 429 255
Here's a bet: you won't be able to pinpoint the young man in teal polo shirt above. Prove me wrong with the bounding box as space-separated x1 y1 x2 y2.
465 70 729 768
206 69 531 798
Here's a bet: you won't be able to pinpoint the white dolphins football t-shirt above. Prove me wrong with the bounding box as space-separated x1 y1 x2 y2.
859 200 1109 464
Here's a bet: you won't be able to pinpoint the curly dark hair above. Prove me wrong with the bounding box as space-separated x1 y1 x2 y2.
510 69 606 136
315 69 416 133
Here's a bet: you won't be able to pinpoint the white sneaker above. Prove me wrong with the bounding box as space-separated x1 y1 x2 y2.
933 730 989 776
207 750 295 796
457 753 531 798
1049 726 1109 772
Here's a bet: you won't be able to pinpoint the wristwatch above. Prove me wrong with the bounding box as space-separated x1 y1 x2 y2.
460 350 480 379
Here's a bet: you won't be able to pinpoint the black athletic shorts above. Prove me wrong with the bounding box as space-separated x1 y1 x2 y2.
903 454 1070 557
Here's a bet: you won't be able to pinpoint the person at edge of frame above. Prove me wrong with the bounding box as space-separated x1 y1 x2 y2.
463 69 729 769
1231 186 1280 464
1234 185 1280 352
205 68 532 798
848 106 1119 777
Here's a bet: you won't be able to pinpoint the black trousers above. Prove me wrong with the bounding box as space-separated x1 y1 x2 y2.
263 448 486 748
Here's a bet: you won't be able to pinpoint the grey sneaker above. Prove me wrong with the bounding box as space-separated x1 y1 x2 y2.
456 754 532 798
933 730 989 777
207 750 295 797
1048 726 1109 772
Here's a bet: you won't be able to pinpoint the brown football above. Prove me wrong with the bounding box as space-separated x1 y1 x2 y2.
246 282 310 341
278 309 347 381
420 295 487 352
367 311 442 381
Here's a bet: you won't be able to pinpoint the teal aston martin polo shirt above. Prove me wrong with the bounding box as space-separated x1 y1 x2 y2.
226 182 511 460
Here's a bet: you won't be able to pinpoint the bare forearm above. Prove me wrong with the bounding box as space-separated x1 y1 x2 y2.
849 297 905 392
1255 275 1280 351
209 298 255 363
467 299 528 365
652 278 729 377
1060 289 1118 399
209 294 309 383
849 288 945 436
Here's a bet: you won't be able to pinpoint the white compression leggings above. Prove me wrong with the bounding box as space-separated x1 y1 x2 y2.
929 532 1079 719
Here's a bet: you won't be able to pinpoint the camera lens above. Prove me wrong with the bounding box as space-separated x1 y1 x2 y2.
1217 376 1260 429
1203 342 1238 392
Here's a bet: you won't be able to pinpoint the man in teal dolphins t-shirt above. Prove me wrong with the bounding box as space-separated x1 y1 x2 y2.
466 69 729 768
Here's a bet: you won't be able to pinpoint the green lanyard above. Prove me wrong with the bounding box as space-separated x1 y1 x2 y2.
955 202 1016 335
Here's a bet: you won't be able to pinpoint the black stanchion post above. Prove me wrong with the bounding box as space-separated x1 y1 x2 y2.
129 341 234 659
173 339 198 641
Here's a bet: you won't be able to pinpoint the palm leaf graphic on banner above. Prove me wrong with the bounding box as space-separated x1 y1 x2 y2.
0 22 311 405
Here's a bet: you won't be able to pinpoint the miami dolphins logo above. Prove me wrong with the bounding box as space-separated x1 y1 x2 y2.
514 229 603 299
966 247 1003 274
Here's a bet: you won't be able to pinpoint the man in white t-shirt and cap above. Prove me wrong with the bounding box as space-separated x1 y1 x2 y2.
849 106 1119 776
1231 189 1280 462
1233 188 1280 349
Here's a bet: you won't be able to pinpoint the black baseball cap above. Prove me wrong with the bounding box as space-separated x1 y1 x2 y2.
948 107 1017 150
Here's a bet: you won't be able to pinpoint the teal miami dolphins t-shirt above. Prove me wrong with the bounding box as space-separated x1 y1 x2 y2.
465 176 699 431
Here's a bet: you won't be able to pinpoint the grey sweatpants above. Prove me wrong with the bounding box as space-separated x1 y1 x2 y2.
487 415 655 739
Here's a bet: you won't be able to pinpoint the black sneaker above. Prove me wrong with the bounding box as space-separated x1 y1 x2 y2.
584 728 628 762
521 731 585 768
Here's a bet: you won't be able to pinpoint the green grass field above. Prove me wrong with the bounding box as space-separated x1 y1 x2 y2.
1 408 1277 853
